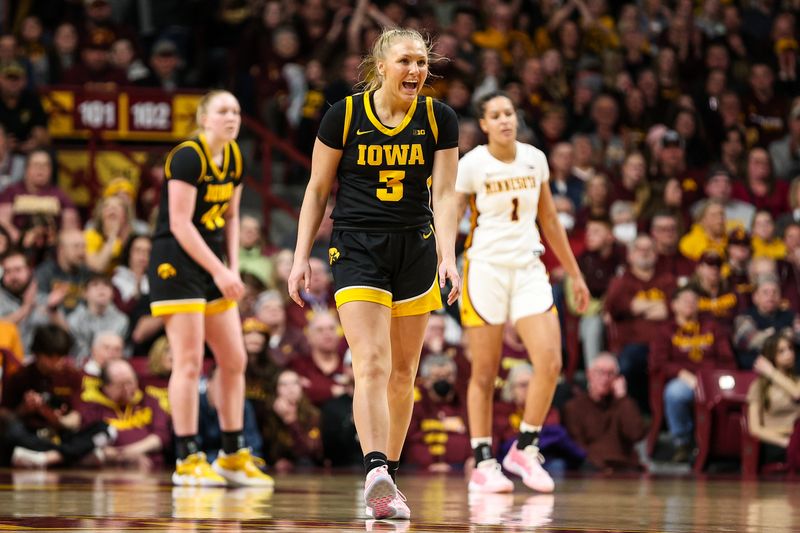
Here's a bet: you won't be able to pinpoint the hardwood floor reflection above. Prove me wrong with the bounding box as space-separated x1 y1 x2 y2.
0 469 797 532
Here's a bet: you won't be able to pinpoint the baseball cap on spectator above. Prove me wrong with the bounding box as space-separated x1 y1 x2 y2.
698 251 723 267
0 61 25 78
661 129 685 149
728 227 751 248
152 39 178 57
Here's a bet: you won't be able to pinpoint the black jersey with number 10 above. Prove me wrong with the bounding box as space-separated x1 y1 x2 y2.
153 134 243 245
317 91 459 231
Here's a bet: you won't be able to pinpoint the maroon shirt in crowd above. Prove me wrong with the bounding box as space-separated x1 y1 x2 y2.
0 362 82 431
405 387 470 468
649 319 736 381
0 181 76 233
731 180 790 214
289 354 348 407
655 252 696 282
578 245 626 299
77 387 170 467
696 287 740 329
496 343 530 394
269 326 309 368
562 390 647 471
604 271 676 351
744 93 789 147
778 260 800 312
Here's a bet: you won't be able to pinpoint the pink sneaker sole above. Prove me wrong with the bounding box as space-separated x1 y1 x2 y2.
365 476 397 519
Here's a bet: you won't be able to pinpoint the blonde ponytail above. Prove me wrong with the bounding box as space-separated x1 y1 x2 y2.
357 28 434 92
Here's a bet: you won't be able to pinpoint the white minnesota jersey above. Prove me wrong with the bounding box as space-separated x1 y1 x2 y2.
456 141 549 267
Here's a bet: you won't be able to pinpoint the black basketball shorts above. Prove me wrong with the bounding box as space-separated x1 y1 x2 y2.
148 237 237 317
328 224 442 317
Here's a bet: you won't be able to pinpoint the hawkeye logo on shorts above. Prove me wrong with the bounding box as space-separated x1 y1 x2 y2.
157 263 177 280
328 247 340 266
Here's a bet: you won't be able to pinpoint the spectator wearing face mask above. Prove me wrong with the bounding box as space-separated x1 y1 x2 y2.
610 200 638 246
405 354 470 472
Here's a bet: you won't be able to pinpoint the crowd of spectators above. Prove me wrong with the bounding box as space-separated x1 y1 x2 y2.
1 0 800 473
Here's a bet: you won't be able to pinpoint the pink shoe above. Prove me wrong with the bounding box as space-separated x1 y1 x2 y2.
364 465 397 519
365 489 410 520
501 443 554 493
468 459 514 493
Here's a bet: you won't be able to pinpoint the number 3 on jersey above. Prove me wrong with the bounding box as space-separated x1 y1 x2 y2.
377 170 405 202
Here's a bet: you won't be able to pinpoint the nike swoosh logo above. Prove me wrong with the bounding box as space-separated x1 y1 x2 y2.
422 229 433 239
356 129 374 135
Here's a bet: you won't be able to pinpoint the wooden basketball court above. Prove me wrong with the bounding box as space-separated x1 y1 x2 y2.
0 469 797 532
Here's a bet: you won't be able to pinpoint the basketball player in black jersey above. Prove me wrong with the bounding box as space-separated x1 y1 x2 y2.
288 28 461 520
149 90 272 487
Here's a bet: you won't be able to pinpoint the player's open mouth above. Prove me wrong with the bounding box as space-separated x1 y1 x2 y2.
402 81 418 91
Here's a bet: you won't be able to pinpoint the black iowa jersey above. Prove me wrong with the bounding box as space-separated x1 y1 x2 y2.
153 134 243 244
317 91 458 230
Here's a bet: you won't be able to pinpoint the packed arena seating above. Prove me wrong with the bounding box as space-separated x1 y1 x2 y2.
0 0 799 473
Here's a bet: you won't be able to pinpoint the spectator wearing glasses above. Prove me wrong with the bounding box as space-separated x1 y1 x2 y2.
563 353 646 472
650 211 695 284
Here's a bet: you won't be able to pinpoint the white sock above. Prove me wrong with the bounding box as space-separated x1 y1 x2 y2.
470 437 492 448
519 422 542 434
